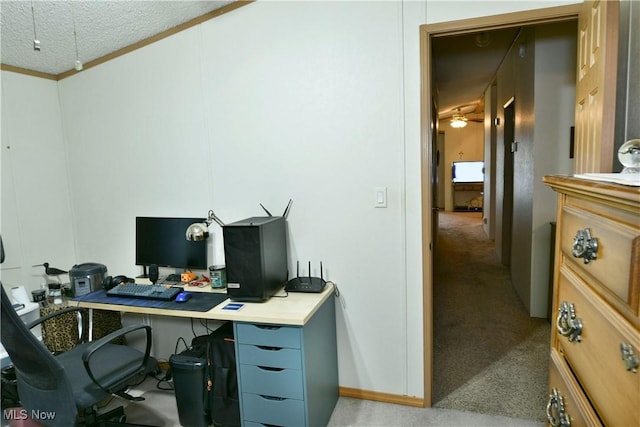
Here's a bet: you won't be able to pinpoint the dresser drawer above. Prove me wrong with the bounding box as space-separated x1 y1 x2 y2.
560 205 639 319
243 393 305 426
235 323 301 348
238 343 302 369
548 349 602 427
239 364 304 399
555 265 640 425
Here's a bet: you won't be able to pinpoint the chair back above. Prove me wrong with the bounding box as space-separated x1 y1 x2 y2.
0 285 78 426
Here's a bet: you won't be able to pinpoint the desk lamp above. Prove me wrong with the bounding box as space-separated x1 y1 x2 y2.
185 210 225 241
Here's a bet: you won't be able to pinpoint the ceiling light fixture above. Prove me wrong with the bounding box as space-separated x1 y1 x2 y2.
450 110 468 128
31 1 40 51
71 2 82 71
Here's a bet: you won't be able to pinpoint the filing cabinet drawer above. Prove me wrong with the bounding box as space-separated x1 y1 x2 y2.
547 349 601 427
235 323 301 348
556 265 640 426
243 393 305 426
560 205 639 319
239 364 304 399
238 343 302 369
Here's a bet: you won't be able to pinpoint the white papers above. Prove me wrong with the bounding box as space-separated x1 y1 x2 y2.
574 173 640 187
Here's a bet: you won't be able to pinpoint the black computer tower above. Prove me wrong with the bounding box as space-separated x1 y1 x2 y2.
223 216 287 302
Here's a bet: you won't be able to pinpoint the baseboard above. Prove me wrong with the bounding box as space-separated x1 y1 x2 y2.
339 386 425 408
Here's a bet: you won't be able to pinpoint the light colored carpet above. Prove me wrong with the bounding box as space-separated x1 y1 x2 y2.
105 376 543 426
432 212 550 421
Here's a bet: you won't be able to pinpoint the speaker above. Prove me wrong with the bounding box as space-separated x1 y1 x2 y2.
148 264 159 284
223 216 287 302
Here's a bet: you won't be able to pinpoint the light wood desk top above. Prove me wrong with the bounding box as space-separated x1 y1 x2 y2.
73 283 335 326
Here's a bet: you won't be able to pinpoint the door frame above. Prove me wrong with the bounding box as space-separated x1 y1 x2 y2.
419 3 580 407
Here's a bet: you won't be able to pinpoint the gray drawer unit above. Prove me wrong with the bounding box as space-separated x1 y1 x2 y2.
240 364 304 399
234 294 338 427
237 344 302 369
242 393 305 426
235 323 302 348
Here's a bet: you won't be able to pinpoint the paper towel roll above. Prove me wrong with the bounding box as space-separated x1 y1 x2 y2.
11 286 30 305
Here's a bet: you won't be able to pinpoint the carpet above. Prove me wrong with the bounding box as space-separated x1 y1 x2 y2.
432 212 550 421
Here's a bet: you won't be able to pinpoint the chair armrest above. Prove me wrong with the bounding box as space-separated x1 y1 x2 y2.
26 306 89 344
81 324 152 394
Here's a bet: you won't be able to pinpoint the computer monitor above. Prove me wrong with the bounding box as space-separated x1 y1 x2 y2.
452 161 484 183
135 217 207 270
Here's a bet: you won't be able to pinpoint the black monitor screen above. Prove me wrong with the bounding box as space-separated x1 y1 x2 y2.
135 217 207 270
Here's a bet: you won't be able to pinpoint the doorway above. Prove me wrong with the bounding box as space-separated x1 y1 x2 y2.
420 4 581 407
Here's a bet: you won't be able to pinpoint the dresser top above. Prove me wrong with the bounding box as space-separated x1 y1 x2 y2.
544 175 640 209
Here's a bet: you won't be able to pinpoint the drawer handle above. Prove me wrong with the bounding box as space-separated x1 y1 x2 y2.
620 343 639 373
556 301 583 343
257 345 283 352
546 388 571 427
256 325 281 330
259 395 285 401
258 366 284 372
572 228 598 264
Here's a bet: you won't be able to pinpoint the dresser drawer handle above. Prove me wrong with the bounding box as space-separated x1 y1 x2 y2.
556 301 583 342
546 388 571 427
620 343 639 373
572 228 598 264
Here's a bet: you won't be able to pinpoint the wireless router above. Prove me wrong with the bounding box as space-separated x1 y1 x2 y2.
285 261 327 293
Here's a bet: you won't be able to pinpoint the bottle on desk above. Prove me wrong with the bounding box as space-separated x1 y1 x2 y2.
209 265 226 289
47 282 64 305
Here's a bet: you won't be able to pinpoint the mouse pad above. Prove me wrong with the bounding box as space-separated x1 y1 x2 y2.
74 289 229 312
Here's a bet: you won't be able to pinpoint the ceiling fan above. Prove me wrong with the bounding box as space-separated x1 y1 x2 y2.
446 106 484 128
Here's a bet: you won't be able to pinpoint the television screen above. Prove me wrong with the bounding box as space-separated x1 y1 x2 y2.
452 161 484 183
135 217 207 270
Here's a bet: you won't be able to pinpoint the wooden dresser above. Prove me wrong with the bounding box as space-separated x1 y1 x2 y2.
543 175 639 426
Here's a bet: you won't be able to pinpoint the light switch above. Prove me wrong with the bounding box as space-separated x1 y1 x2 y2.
374 187 387 208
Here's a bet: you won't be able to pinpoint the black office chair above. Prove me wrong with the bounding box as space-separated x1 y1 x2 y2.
0 285 156 426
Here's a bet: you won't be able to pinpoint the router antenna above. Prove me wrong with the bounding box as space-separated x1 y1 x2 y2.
308 261 311 280
296 261 300 278
260 203 273 216
320 261 323 281
283 199 293 218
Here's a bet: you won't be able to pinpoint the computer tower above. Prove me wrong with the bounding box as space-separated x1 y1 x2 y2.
223 216 287 302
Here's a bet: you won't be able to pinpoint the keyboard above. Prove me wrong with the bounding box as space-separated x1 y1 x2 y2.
106 283 181 301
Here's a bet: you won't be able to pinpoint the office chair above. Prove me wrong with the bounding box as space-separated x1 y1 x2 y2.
0 285 156 426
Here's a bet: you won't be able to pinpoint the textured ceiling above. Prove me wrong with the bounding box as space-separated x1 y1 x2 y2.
1 0 516 121
433 27 520 118
0 0 236 76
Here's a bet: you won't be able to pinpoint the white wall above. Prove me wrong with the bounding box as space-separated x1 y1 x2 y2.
56 0 424 397
530 22 576 317
1 0 583 401
0 72 76 289
425 0 582 24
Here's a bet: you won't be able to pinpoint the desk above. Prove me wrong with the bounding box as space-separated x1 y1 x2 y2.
74 284 338 427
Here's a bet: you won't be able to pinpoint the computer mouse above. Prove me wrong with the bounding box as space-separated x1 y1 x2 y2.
175 292 191 302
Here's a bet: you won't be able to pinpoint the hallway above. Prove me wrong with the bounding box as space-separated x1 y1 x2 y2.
432 212 549 421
